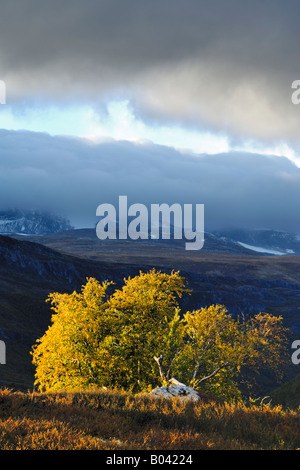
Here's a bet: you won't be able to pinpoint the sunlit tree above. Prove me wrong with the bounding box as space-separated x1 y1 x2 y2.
105 269 188 390
32 269 188 392
159 305 289 400
32 270 289 400
31 278 116 391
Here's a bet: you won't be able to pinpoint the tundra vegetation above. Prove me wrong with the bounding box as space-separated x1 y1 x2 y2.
0 387 299 450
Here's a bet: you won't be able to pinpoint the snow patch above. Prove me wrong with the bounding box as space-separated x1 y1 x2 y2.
237 241 286 255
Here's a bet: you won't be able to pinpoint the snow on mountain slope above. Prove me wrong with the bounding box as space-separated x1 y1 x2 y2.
213 229 300 255
236 241 288 255
0 209 73 235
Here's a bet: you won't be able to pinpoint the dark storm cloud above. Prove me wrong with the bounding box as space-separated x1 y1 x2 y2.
1 0 300 148
0 129 299 232
1 1 300 234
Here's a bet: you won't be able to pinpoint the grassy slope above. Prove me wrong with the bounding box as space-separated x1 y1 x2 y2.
0 388 299 450
270 373 300 409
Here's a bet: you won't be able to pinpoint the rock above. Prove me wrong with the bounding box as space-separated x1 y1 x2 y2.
150 378 200 402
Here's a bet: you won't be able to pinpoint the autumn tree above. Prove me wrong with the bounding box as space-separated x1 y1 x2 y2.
32 270 289 399
31 278 115 391
155 305 289 400
32 269 188 392
105 269 187 390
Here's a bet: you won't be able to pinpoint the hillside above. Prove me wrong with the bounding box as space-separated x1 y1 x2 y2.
1 230 300 398
270 373 300 409
0 388 299 450
13 228 300 333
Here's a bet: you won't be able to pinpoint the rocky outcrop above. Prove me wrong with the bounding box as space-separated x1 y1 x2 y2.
150 378 201 402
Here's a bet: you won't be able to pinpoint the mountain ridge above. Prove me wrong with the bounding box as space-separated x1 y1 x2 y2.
0 209 73 235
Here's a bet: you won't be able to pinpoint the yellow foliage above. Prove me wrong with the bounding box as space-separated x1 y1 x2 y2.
31 269 289 400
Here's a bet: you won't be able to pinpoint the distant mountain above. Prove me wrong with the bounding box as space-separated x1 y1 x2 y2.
0 209 73 235
12 226 300 256
106 220 299 255
102 220 300 256
213 229 300 256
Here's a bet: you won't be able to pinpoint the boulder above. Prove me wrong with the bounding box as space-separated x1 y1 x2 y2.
150 378 200 402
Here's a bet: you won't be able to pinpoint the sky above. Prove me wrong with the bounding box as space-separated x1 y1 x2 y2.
0 0 300 233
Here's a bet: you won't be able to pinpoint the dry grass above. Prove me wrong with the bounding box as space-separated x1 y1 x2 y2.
0 387 299 450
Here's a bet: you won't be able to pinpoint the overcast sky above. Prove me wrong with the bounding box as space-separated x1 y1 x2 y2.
0 0 300 233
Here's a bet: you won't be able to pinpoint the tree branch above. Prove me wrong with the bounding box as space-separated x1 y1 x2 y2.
166 349 182 381
154 355 165 381
191 361 200 382
190 339 213 384
194 362 229 387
